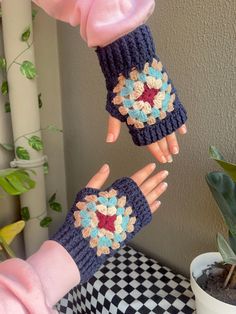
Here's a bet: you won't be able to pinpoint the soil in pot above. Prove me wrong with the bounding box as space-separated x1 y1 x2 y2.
196 263 236 305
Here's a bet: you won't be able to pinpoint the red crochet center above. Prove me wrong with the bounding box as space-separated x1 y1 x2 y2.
137 83 159 107
96 211 116 232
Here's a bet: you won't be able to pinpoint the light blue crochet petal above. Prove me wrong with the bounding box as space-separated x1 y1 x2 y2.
121 216 130 231
98 236 112 248
129 109 140 119
116 207 125 216
120 87 131 97
149 68 162 80
90 228 99 238
98 197 108 206
81 217 91 228
108 196 118 207
151 107 160 118
114 233 122 243
161 82 168 91
138 73 147 82
80 210 89 219
162 93 171 111
123 99 134 108
125 79 134 89
139 111 148 123
87 202 96 211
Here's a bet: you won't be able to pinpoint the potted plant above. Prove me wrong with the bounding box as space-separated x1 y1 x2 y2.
190 146 236 313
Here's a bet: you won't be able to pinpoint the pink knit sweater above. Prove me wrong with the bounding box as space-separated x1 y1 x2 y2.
0 1 154 313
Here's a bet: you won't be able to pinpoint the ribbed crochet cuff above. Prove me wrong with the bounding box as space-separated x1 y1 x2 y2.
52 178 151 284
96 24 187 146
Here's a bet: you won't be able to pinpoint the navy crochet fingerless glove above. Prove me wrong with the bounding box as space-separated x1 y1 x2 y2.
96 25 187 146
52 177 152 284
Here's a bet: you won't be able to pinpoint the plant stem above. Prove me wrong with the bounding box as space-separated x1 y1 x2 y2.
223 265 236 289
7 41 33 73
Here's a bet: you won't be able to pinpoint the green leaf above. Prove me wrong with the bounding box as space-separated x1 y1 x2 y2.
0 169 35 195
38 93 43 109
217 233 236 265
1 80 8 95
229 230 236 255
0 57 6 71
48 193 56 204
209 146 236 182
0 143 14 151
46 125 63 132
32 9 38 20
16 146 30 160
21 26 31 42
4 102 10 113
40 217 52 228
206 172 236 234
21 207 30 221
20 61 37 79
28 135 43 152
50 202 62 212
43 162 49 175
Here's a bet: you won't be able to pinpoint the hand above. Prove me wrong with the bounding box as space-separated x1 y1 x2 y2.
106 115 187 163
86 163 168 214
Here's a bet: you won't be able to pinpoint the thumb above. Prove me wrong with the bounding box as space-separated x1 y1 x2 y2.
86 164 110 189
106 115 121 143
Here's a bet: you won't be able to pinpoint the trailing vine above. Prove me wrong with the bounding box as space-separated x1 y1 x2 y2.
0 7 63 248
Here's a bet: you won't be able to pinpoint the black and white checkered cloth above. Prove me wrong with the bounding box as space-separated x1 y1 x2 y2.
56 246 195 314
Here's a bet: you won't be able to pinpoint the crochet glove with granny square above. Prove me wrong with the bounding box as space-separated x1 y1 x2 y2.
96 25 187 146
52 177 152 284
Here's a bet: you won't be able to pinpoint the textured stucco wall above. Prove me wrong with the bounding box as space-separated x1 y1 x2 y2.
57 0 236 276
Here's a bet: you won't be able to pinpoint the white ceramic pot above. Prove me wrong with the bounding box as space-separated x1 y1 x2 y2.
190 252 236 314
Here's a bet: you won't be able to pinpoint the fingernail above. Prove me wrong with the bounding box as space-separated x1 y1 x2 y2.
150 163 156 170
172 146 179 155
161 182 168 190
167 155 173 163
162 170 169 178
100 164 109 173
156 200 161 207
161 156 167 163
181 125 187 134
106 133 114 143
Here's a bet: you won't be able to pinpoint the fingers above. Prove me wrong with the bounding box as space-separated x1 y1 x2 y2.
146 181 168 204
147 124 187 163
140 170 169 196
166 133 179 155
149 200 161 214
157 138 173 163
178 124 187 135
86 164 110 189
106 116 121 143
147 142 168 164
130 163 156 186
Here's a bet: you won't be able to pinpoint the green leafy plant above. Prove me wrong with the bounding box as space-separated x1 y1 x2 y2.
20 192 62 228
206 146 236 288
0 168 35 195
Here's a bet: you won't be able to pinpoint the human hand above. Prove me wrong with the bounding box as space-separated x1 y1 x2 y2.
106 116 187 163
53 163 168 284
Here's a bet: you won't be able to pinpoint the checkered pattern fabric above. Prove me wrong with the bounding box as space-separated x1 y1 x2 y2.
56 246 195 314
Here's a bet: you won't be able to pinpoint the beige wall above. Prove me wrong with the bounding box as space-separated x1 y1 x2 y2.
57 0 236 276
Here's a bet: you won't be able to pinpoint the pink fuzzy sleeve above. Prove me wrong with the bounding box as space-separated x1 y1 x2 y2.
33 0 155 47
0 241 80 313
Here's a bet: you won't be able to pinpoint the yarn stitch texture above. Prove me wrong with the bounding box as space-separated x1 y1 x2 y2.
52 177 152 284
112 58 175 129
96 24 187 146
74 189 136 257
